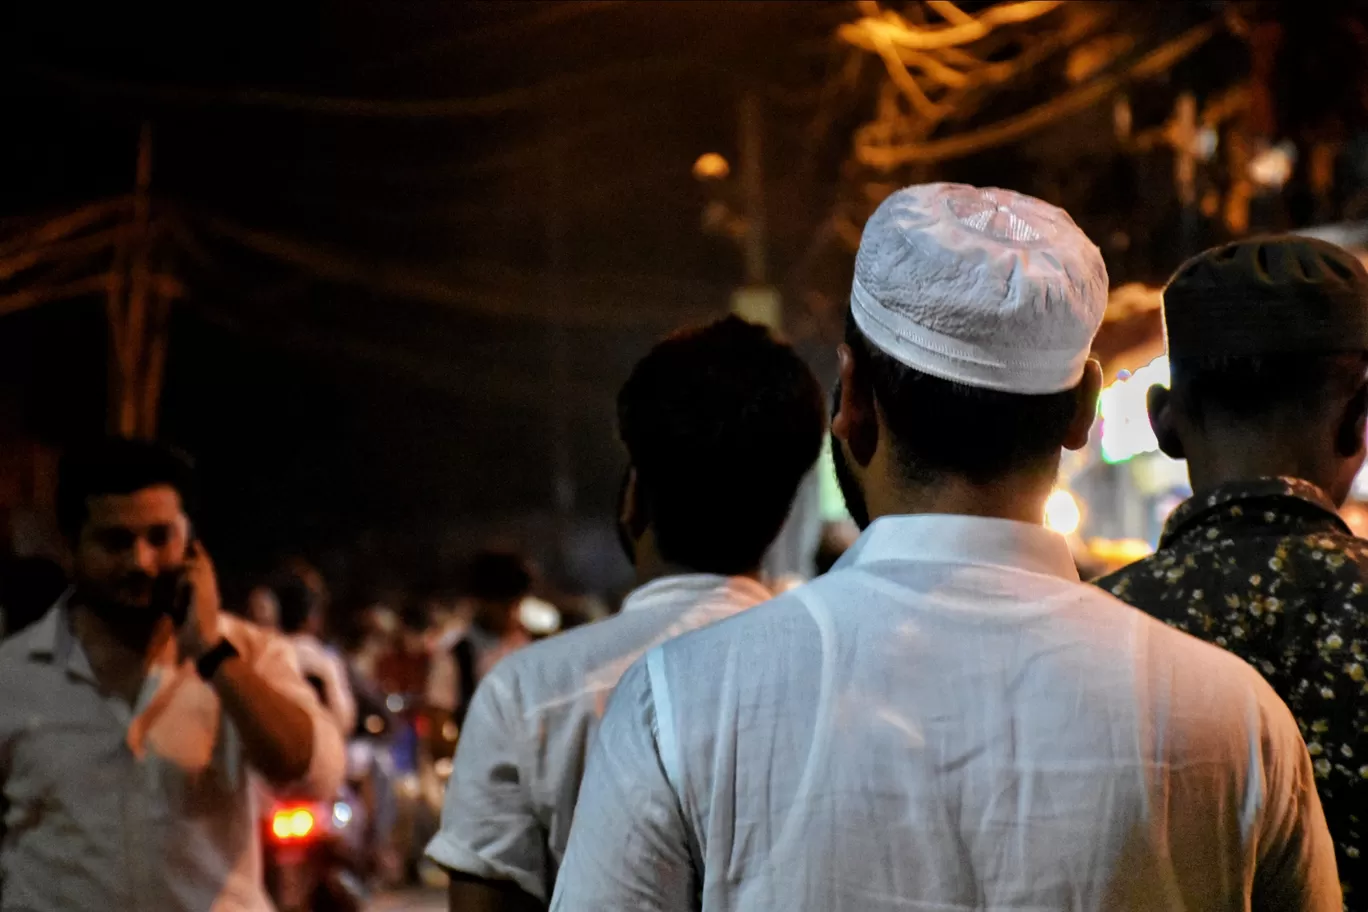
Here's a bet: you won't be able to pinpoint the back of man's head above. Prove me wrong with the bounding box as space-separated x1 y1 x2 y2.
1155 236 1368 498
56 437 197 542
1162 236 1368 423
618 316 825 576
845 314 1086 485
276 576 320 635
1167 352 1368 428
838 184 1108 507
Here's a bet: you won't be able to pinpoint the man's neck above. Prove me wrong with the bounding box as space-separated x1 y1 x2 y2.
1185 429 1339 501
628 527 757 589
69 599 173 706
866 471 1054 527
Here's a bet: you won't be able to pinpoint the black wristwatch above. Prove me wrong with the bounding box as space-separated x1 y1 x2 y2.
196 638 240 682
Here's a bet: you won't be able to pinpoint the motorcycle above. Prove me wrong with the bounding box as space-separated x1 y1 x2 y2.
262 790 369 912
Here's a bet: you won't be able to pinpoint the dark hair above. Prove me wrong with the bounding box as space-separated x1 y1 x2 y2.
846 315 1080 485
466 551 534 604
618 316 825 575
57 438 197 541
1169 352 1368 424
275 576 320 634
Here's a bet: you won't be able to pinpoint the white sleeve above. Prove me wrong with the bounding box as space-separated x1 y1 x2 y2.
248 630 347 799
550 656 697 912
425 671 549 902
324 652 357 737
425 647 457 713
1250 687 1342 912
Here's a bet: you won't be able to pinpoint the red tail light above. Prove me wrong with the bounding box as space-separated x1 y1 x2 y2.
269 806 317 844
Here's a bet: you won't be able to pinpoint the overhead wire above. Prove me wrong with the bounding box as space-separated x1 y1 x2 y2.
843 0 1065 53
197 213 722 329
10 51 736 120
853 20 1220 168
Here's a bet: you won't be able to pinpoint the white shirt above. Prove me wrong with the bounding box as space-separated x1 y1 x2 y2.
0 602 346 912
551 515 1341 912
425 574 770 902
426 621 469 713
289 632 357 736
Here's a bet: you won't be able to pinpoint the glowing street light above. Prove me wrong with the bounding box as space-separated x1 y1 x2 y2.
1045 489 1082 537
692 152 731 182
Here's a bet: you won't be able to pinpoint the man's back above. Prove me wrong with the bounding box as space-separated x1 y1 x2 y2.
1100 477 1368 907
426 574 770 902
553 516 1339 911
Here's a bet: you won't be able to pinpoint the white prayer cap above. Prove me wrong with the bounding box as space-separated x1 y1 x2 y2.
850 183 1109 394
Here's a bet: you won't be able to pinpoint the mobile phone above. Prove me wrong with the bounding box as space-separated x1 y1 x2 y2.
152 530 197 626
169 573 194 627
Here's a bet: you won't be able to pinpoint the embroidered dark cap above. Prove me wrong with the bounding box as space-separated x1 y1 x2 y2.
1162 235 1368 358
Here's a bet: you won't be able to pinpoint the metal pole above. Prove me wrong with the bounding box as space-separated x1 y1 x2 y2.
106 123 154 438
739 91 767 286
736 91 817 581
127 122 154 438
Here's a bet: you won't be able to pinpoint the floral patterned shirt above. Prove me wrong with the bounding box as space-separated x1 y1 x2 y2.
1098 477 1366 910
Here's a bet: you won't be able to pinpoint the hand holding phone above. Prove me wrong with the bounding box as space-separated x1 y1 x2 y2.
176 540 223 661
150 528 199 627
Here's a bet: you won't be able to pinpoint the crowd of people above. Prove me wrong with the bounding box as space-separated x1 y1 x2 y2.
1 181 1367 912
428 185 1366 912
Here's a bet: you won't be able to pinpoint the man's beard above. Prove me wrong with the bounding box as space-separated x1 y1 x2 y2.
79 569 186 648
830 431 872 531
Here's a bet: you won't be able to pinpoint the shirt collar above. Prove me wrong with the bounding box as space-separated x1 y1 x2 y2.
621 573 772 614
834 514 1080 582
1160 476 1346 547
26 589 186 685
26 589 99 686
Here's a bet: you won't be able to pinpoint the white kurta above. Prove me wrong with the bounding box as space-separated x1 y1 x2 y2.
552 515 1341 912
425 574 770 902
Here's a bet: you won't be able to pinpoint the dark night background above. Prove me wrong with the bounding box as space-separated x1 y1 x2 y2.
3 1 1367 602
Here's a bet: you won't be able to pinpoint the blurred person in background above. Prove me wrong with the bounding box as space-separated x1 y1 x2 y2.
0 438 345 911
0 555 68 640
277 573 357 738
424 591 470 727
1099 235 1368 908
441 551 534 729
324 601 405 887
350 601 400 686
352 598 427 701
552 186 1339 912
428 316 825 911
244 584 279 630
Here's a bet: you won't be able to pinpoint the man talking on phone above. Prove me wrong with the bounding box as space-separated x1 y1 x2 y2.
0 438 345 912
